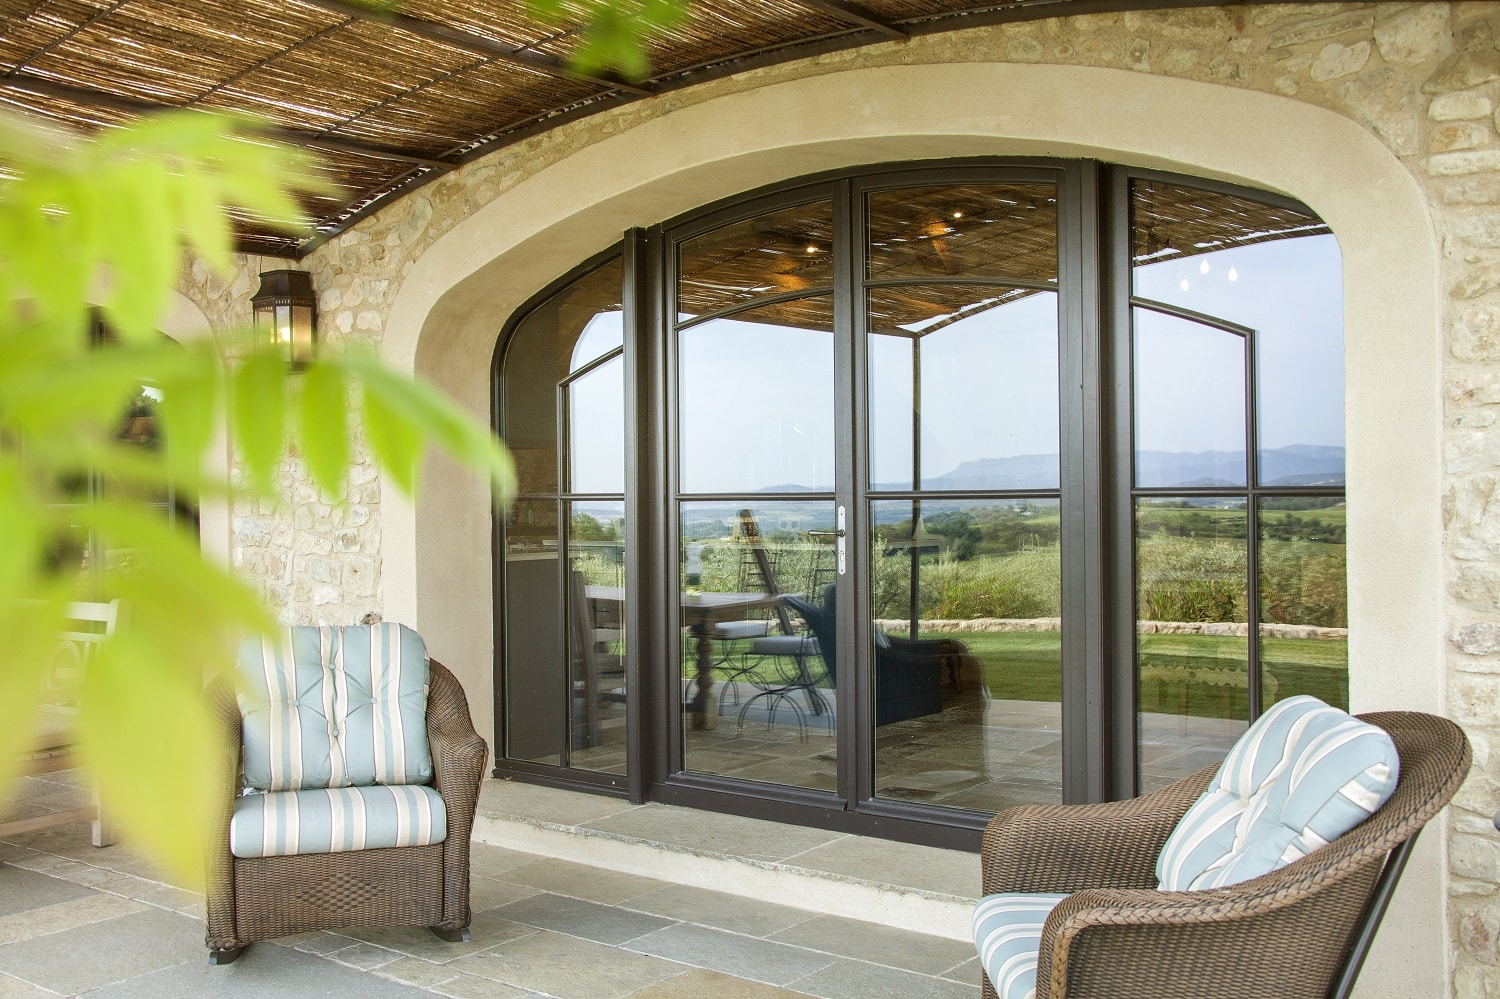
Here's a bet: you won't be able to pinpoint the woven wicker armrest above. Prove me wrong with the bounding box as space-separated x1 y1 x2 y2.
204 677 244 951
1034 863 1373 999
981 766 1215 895
426 660 488 798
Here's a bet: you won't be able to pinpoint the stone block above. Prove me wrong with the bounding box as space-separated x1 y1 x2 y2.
1452 832 1500 882
1432 89 1494 121
312 585 340 606
1375 3 1452 66
1428 148 1500 175
1450 671 1500 725
1340 67 1420 155
1310 40 1370 81
1452 261 1500 298
1424 48 1500 93
1452 621 1500 655
1453 304 1500 359
1433 121 1494 152
233 518 269 547
1268 10 1375 49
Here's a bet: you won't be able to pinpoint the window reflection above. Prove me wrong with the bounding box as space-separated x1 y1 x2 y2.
677 298 835 495
868 184 1058 283
1132 309 1246 489
868 288 1058 491
679 202 835 320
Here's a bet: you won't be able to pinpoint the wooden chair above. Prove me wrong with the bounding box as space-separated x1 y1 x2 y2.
0 600 121 848
977 710 1471 999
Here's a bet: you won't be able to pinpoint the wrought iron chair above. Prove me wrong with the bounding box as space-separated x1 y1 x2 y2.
977 709 1470 999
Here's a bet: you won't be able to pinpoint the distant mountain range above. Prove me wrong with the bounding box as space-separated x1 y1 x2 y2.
862 444 1345 492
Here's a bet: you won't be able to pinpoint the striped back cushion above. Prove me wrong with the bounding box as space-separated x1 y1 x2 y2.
238 624 433 791
1157 696 1399 891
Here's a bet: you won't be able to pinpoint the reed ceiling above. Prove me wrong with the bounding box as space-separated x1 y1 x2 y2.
2 0 1286 257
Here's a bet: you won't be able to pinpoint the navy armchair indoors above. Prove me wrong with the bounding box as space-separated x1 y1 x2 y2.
784 586 981 726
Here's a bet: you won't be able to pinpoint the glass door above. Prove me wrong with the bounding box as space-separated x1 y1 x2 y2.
672 196 844 794
858 177 1065 815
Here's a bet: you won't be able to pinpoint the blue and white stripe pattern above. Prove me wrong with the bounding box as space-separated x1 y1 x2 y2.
972 892 1067 999
229 784 447 858
1156 695 1399 891
238 624 433 792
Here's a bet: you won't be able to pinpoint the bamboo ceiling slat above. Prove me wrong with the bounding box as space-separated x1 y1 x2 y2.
0 0 1300 256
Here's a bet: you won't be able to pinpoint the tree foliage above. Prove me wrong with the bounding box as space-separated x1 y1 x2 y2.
0 110 515 884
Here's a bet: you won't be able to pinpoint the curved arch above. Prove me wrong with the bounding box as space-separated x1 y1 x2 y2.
378 61 1441 999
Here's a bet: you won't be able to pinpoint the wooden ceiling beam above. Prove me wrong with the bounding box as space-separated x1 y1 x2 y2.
794 0 908 39
1 74 458 170
293 0 658 97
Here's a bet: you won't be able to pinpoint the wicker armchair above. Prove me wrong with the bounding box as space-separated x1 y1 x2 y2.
979 711 1470 999
205 658 487 964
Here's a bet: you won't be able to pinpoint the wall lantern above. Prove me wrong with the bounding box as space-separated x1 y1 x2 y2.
251 269 317 367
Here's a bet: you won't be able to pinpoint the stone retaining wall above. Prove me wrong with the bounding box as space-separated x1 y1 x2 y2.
878 618 1350 640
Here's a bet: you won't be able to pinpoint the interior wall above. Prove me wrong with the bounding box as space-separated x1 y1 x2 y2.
387 60 1443 999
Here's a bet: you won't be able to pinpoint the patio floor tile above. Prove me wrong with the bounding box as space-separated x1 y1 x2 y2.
581 804 842 863
447 929 685 998
624 922 838 986
373 955 463 989
326 941 405 970
490 893 675 945
0 972 59 998
784 837 976 897
622 884 814 938
0 866 93 918
498 858 665 905
0 906 202 995
767 913 976 975
789 957 980 998
340 914 536 963
622 967 807 997
469 876 543 913
82 941 437 999
478 781 642 828
425 972 533 999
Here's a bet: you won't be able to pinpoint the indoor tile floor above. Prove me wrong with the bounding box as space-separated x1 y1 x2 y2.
0 773 980 999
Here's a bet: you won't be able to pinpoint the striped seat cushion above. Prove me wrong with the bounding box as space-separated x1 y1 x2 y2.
229 785 447 859
1157 695 1400 891
973 893 1067 999
238 624 433 792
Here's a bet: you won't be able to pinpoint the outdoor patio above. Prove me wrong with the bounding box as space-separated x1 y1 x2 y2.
0 771 980 998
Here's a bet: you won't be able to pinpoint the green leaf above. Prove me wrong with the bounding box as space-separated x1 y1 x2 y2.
362 379 421 496
174 161 233 275
233 349 289 493
101 160 176 342
156 344 220 482
341 350 517 505
298 360 349 499
79 628 223 888
0 586 68 800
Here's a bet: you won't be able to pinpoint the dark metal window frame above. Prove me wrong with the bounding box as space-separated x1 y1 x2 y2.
491 158 1342 849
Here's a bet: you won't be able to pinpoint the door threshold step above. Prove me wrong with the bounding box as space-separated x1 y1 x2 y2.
472 779 979 941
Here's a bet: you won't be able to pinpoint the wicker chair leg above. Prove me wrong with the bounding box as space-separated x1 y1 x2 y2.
207 945 246 965
429 924 470 943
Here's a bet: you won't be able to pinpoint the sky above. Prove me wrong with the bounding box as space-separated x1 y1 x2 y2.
559 233 1344 496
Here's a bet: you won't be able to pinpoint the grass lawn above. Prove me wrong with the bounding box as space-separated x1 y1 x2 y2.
930 630 1349 717
688 629 1348 720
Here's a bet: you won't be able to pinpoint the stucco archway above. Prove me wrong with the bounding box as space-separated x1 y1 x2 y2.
381 60 1442 998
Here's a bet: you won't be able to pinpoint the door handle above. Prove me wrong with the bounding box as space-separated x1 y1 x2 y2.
807 507 847 575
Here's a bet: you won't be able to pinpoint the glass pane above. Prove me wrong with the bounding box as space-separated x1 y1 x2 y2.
1136 499 1249 794
679 201 835 321
1133 309 1246 488
1258 498 1349 713
569 502 628 774
568 355 625 494
868 288 1058 491
504 256 623 495
1131 180 1343 485
504 499 563 766
867 183 1057 283
871 498 1062 812
680 501 837 793
678 297 834 494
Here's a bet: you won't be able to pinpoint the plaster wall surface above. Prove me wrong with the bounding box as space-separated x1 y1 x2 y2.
175 5 1500 995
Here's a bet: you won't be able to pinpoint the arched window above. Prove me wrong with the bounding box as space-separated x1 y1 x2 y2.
493 162 1344 843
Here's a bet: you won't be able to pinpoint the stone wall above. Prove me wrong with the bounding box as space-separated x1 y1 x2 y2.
175 5 1500 994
